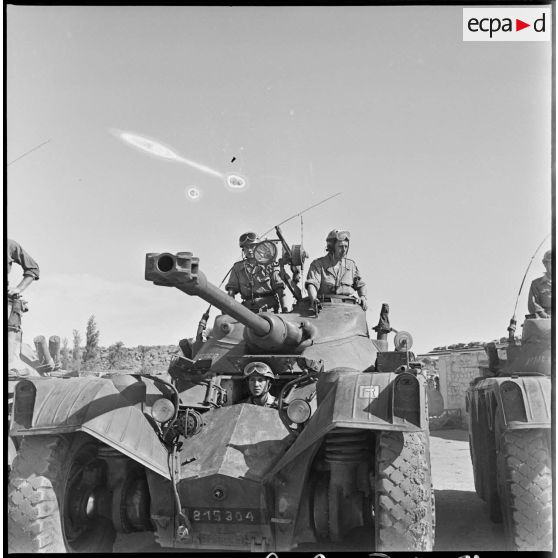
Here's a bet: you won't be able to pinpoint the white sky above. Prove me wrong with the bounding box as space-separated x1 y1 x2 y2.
6 5 553 354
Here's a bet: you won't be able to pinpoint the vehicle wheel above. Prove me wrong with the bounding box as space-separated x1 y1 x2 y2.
375 431 434 551
477 399 501 523
495 411 552 551
311 473 330 540
8 433 116 553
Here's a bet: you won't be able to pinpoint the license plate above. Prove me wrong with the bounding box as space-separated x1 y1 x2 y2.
188 508 263 524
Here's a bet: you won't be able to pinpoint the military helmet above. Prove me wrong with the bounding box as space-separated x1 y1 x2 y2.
543 250 552 263
326 229 351 242
239 231 258 248
243 361 275 380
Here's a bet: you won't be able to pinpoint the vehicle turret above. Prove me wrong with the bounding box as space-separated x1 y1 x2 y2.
145 251 316 353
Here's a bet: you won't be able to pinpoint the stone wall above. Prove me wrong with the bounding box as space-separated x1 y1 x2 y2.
82 345 179 375
436 350 485 426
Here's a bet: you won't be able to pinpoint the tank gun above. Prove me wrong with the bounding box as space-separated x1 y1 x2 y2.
145 251 316 352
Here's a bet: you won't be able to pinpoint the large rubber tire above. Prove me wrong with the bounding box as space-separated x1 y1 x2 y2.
495 415 552 551
473 398 501 522
375 431 435 551
8 433 116 553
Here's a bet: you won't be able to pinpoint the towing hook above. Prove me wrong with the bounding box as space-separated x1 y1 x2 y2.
177 523 190 539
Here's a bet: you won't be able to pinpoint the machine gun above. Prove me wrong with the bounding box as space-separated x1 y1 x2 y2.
275 225 305 302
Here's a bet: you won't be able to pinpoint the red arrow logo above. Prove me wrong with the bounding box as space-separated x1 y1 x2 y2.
516 19 530 31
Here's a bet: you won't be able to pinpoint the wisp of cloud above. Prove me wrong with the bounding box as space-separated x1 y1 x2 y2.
112 129 248 190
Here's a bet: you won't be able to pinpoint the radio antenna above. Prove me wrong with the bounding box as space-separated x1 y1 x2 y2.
259 192 341 238
8 139 51 166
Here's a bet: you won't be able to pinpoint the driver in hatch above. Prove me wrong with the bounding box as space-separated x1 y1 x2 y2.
241 361 278 408
226 231 288 313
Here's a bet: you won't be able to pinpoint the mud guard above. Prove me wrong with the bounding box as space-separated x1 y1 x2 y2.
9 377 170 479
498 376 551 429
469 376 551 431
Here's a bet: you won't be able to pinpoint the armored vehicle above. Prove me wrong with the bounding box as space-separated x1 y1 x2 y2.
8 246 435 553
466 316 552 550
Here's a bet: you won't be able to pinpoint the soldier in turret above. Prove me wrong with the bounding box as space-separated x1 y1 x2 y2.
241 361 278 408
226 231 288 313
305 229 367 314
528 249 552 318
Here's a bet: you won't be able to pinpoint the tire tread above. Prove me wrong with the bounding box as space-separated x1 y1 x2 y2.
375 431 434 551
498 429 552 551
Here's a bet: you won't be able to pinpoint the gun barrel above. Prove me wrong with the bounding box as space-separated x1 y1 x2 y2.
145 252 271 336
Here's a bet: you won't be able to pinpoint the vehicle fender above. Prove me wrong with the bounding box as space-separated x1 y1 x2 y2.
268 370 425 478
496 376 551 429
10 376 170 479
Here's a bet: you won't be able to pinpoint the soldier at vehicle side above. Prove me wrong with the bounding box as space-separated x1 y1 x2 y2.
7 239 40 374
240 361 278 408
527 249 552 318
226 231 288 313
305 229 367 313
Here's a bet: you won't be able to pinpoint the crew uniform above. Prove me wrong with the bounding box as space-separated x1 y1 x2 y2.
305 254 365 299
7 238 40 332
528 250 552 318
7 238 40 375
242 392 278 408
226 260 285 313
7 238 40 284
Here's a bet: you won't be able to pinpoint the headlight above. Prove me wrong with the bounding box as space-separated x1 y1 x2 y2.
286 399 311 424
151 398 175 423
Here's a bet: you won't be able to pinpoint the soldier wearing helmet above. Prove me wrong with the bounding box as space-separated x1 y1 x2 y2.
305 229 367 313
528 249 552 318
226 232 288 314
241 361 278 408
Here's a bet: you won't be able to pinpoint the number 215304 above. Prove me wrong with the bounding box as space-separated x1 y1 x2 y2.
189 508 261 524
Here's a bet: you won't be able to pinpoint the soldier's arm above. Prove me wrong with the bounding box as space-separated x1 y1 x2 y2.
352 262 367 310
271 267 286 292
304 260 321 297
306 261 325 314
8 241 40 297
225 266 241 297
528 280 548 318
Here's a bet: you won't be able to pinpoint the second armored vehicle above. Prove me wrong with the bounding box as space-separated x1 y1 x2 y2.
466 315 552 550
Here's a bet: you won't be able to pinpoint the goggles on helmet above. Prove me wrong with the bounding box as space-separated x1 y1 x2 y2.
243 361 275 380
326 229 351 242
239 232 258 247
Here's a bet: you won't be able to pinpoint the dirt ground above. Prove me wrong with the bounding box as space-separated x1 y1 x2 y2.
114 427 506 553
429 428 505 551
